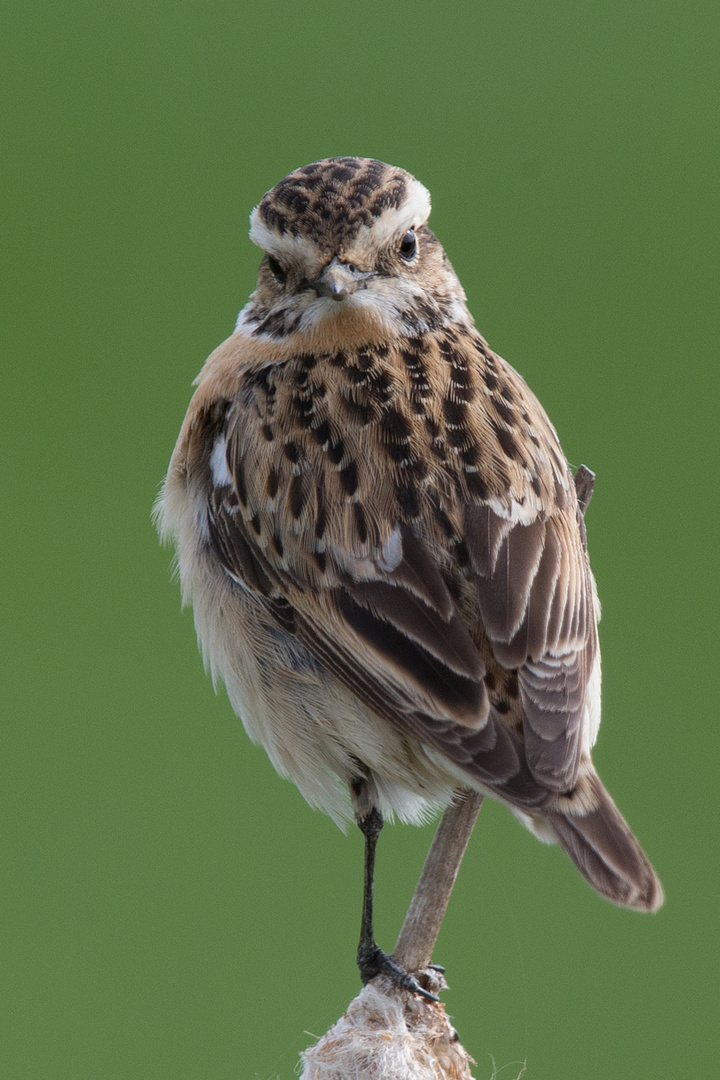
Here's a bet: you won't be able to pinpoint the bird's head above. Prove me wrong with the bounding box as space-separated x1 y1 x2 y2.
239 157 468 340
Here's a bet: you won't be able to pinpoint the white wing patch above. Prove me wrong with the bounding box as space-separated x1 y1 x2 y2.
210 434 232 488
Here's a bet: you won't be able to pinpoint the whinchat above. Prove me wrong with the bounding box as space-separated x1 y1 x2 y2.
157 158 662 995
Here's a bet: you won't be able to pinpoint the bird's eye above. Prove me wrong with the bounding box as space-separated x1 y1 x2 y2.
398 229 417 261
267 255 287 283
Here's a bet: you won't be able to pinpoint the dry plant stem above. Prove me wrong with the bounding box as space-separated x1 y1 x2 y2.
573 463 595 515
394 789 484 973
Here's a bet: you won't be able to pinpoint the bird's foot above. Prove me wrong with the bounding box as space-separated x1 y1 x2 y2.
357 942 440 1002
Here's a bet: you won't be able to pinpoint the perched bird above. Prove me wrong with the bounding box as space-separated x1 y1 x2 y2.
156 157 663 995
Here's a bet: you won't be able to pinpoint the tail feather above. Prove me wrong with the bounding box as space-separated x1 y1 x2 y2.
547 774 664 912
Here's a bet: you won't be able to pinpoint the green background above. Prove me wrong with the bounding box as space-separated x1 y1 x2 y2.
3 2 718 1077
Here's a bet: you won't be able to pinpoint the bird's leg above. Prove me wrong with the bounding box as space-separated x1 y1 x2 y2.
356 803 382 972
351 774 439 1003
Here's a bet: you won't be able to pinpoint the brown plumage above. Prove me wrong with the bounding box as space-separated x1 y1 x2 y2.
157 158 663 932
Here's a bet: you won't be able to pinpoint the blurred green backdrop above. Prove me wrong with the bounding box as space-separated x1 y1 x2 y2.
2 2 718 1077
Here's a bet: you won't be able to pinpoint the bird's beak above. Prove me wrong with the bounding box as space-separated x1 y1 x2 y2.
310 257 369 302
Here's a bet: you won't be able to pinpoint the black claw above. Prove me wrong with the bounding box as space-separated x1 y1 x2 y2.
428 963 446 973
358 943 439 1003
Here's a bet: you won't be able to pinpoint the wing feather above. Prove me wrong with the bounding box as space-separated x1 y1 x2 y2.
202 334 599 803
205 446 552 809
464 501 597 790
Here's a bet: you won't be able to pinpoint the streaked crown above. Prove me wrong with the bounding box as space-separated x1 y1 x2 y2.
249 157 431 256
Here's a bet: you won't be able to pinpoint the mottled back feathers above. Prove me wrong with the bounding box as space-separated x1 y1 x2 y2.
190 324 592 805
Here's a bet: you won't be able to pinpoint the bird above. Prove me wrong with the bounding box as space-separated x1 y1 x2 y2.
156 156 663 997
